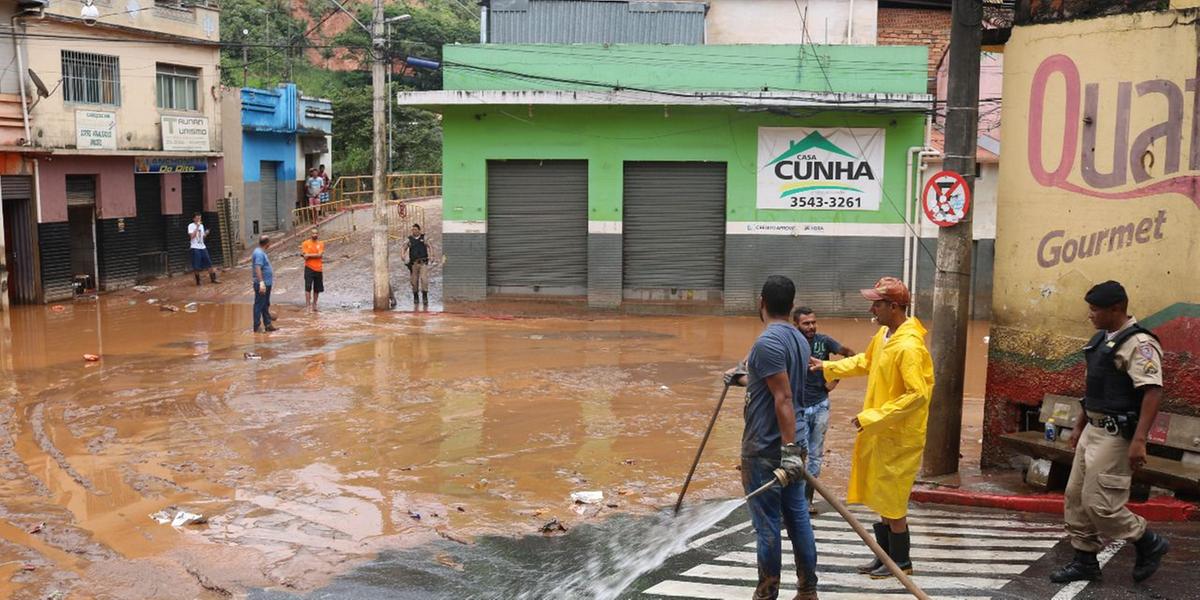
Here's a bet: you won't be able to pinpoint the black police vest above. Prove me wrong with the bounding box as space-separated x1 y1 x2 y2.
409 235 428 260
1082 324 1158 414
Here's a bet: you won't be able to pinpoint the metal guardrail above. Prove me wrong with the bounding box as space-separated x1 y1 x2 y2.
329 173 442 206
291 172 440 231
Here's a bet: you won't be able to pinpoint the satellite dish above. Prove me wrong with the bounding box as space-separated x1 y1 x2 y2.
27 68 50 98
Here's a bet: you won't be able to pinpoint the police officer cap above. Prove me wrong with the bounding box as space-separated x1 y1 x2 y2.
1084 280 1127 308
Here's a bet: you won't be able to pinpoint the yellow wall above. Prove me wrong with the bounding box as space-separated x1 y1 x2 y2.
994 10 1200 335
24 20 222 152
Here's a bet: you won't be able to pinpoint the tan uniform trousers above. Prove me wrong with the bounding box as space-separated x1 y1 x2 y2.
1063 422 1147 552
410 260 430 293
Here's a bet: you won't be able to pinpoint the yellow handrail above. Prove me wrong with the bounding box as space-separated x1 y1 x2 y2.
329 172 442 206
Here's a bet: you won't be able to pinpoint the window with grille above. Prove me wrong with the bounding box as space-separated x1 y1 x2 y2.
156 64 200 111
62 50 120 105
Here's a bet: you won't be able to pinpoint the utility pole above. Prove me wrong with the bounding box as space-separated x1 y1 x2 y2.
923 0 982 477
371 0 390 310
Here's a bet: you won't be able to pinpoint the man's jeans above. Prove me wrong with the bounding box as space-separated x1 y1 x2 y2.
253 284 272 330
802 399 831 478
742 454 819 598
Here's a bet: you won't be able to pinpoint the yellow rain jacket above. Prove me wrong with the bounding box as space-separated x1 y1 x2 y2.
822 317 935 519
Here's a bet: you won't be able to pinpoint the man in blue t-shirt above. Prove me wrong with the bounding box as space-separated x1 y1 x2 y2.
724 276 818 600
251 235 277 333
792 306 854 514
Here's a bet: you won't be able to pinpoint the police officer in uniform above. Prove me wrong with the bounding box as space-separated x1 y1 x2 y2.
401 223 434 308
1051 281 1170 584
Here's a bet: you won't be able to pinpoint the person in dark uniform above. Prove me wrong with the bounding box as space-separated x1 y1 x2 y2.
1051 280 1169 584
401 223 435 308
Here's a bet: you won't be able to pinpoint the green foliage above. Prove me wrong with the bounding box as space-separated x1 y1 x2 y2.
219 0 475 176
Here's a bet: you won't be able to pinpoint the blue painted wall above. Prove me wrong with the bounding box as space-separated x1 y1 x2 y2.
242 131 296 183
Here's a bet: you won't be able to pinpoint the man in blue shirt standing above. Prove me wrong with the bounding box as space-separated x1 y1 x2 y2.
724 275 818 600
251 235 277 333
793 306 854 514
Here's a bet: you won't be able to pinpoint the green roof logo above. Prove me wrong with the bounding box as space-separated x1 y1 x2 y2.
766 131 857 166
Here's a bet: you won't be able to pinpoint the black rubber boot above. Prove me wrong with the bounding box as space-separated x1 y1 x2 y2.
858 523 889 574
413 292 420 307
1133 530 1169 582
1049 550 1101 583
421 291 429 306
210 271 220 284
194 272 202 286
870 529 913 579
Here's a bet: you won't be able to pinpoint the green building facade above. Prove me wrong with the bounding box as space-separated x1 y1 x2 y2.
404 44 934 313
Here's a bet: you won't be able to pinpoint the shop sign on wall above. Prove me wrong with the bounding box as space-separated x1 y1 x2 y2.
76 110 117 150
161 116 210 152
756 127 885 211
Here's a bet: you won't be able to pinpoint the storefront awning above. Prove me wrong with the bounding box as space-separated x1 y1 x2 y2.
44 149 223 157
396 89 933 111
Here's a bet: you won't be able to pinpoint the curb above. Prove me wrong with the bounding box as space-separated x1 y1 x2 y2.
910 486 1200 521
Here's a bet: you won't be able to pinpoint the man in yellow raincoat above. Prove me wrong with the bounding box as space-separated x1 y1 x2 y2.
809 276 934 579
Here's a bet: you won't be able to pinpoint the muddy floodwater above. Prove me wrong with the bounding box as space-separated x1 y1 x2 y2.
0 299 989 599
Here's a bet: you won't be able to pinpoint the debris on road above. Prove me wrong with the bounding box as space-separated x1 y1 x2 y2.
27 521 45 534
82 354 100 362
539 518 567 534
434 553 464 571
50 305 66 313
132 285 156 293
184 302 199 312
161 304 180 313
244 352 261 360
571 491 603 504
149 508 207 527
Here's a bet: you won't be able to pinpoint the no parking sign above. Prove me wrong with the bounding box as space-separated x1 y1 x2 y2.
922 170 971 227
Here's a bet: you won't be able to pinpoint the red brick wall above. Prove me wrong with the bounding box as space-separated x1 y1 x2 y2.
878 7 951 93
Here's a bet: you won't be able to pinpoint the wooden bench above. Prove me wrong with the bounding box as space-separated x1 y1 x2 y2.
1001 394 1200 497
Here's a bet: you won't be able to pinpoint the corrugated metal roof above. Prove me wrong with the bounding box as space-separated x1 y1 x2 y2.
487 0 706 44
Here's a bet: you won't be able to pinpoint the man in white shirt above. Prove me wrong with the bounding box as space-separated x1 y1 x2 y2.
188 213 220 285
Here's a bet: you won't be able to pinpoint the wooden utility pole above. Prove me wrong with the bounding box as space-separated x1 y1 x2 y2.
923 0 982 477
371 0 390 310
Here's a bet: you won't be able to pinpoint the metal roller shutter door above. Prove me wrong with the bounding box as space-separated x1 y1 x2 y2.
623 161 726 291
486 160 588 294
260 161 279 231
1 175 32 199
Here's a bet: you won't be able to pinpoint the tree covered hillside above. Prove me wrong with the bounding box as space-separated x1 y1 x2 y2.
218 0 478 175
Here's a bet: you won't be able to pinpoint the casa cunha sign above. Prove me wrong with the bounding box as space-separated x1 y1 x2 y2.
756 127 886 211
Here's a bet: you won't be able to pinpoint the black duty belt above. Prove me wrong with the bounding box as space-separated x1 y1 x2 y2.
1086 413 1130 436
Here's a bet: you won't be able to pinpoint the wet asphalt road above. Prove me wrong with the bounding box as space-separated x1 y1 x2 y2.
247 501 1200 600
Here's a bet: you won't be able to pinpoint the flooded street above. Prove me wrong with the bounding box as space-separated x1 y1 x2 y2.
0 296 989 599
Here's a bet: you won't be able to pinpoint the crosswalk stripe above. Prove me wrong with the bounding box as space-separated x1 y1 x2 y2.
780 529 1058 548
740 542 1046 561
688 521 753 550
809 520 1064 539
712 551 1034 574
643 580 992 600
824 514 1062 532
681 564 1011 590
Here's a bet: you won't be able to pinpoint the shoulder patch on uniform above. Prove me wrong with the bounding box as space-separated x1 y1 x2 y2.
1138 343 1156 361
1144 363 1159 375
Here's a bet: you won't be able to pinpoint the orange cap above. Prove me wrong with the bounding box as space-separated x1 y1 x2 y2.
861 276 911 306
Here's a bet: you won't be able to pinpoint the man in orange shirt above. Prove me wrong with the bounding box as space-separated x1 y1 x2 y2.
300 227 325 311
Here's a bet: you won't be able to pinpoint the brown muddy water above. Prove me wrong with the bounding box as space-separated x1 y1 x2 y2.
0 299 989 599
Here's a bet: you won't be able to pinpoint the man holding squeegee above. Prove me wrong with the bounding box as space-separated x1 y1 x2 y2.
809 276 933 579
724 275 819 600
